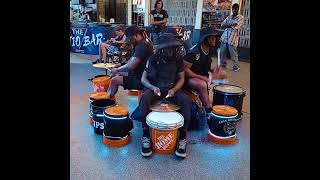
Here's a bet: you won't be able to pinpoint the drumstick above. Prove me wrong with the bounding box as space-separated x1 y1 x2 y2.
217 48 221 66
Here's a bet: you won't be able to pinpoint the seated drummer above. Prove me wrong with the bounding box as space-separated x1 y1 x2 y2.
139 33 192 158
107 25 154 97
93 25 126 64
183 27 221 115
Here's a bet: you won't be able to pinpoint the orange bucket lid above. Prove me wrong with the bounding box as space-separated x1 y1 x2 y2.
212 105 238 116
92 76 110 83
105 105 128 116
89 92 110 100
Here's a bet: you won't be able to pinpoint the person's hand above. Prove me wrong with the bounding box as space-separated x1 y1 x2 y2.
212 65 221 74
152 86 161 96
200 76 209 83
230 22 237 27
166 89 176 98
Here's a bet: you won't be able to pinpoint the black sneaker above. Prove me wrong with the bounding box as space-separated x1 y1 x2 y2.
175 138 187 158
141 136 152 157
92 59 101 64
233 66 240 72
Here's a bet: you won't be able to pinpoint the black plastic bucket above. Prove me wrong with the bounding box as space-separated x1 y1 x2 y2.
91 99 116 135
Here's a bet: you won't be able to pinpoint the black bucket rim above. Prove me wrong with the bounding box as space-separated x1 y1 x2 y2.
91 99 116 109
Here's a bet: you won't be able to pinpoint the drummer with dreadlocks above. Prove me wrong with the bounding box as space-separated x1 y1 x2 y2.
183 27 224 116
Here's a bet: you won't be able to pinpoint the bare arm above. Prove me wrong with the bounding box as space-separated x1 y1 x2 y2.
111 57 141 74
141 70 161 96
167 71 185 97
114 35 126 44
221 16 235 29
172 71 185 92
141 70 156 90
150 14 168 25
232 16 244 30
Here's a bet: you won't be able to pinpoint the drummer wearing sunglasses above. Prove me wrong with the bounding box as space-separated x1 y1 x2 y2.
138 33 192 158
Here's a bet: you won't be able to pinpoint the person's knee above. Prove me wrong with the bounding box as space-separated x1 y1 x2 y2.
140 91 153 105
177 92 192 106
191 80 207 92
101 43 108 49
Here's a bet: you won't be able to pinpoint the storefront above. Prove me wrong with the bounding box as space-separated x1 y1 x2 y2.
70 0 249 59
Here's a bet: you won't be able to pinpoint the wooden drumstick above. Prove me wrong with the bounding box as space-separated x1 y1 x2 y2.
217 48 221 66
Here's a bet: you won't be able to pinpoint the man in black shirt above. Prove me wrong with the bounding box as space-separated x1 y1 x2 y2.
183 27 221 114
139 33 192 158
149 0 168 44
107 25 153 97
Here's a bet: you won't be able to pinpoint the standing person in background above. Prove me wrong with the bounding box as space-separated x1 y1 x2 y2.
219 3 244 72
149 0 168 44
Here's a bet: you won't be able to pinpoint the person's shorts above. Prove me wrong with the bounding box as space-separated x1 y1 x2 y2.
107 45 119 55
123 75 144 90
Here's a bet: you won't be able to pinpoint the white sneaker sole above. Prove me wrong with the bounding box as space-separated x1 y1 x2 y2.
141 150 152 157
175 151 186 158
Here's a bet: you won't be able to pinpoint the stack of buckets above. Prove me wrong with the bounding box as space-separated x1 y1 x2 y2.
88 75 133 147
88 75 112 125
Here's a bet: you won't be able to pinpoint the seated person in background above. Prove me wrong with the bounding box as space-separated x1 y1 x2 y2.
107 25 153 97
139 33 192 158
183 27 221 115
93 25 126 64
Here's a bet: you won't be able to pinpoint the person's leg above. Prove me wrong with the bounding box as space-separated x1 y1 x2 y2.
98 43 103 60
171 90 192 158
107 75 123 97
139 89 158 136
101 43 110 62
187 78 211 112
228 44 240 71
219 42 228 67
92 42 106 64
171 90 192 136
139 89 159 157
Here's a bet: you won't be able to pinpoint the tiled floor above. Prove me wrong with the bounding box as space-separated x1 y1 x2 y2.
70 53 250 180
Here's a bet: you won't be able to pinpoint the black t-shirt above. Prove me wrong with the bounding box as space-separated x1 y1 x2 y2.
145 55 184 92
184 43 217 77
111 34 125 47
150 9 168 33
130 40 154 79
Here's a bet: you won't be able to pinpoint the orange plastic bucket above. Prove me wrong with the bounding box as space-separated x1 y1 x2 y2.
137 90 144 102
128 90 139 96
146 112 184 154
92 75 111 92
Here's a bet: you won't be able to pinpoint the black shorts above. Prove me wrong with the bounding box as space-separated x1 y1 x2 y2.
123 75 143 90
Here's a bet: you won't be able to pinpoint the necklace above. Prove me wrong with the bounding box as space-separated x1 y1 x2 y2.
201 44 209 55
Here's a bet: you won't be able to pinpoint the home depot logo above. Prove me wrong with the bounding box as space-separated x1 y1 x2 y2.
155 132 174 150
93 84 106 91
